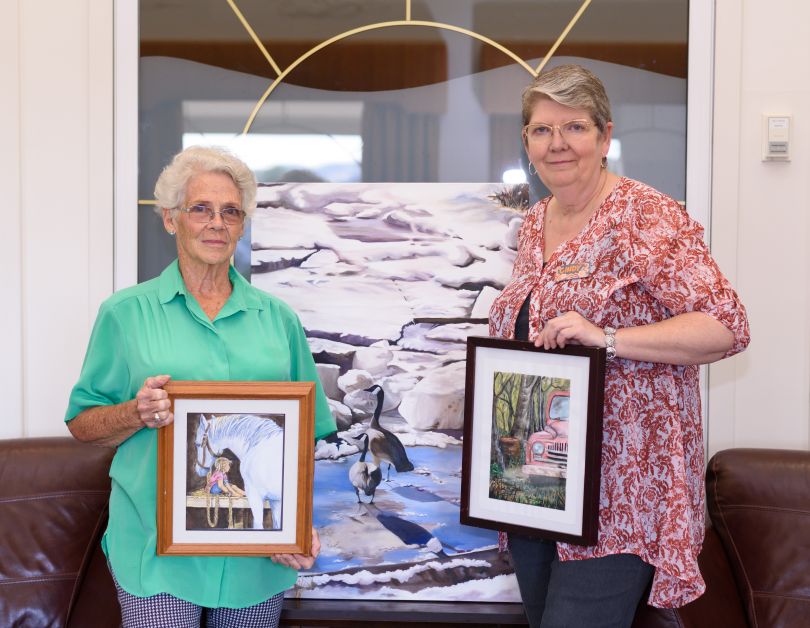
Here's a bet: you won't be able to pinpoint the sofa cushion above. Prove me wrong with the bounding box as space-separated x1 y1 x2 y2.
707 448 810 627
632 526 747 628
0 437 114 628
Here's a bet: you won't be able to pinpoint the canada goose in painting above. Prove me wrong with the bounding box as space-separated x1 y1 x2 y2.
349 433 382 503
363 385 414 480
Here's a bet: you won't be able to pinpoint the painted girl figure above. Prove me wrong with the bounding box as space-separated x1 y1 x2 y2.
206 457 246 498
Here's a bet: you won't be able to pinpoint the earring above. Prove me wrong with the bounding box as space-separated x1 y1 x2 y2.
168 230 175 236
601 156 608 169
528 162 538 176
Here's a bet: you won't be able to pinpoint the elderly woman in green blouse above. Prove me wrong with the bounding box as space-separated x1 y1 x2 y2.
66 146 335 628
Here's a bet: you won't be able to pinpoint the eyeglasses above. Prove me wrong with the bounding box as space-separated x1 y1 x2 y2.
179 203 246 226
523 119 594 145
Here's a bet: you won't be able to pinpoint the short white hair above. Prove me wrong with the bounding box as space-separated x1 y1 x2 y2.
153 145 257 217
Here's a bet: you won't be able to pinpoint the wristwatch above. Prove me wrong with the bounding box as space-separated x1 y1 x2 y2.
604 326 617 361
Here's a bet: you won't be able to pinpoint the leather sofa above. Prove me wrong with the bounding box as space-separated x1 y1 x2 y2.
2 438 808 627
0 437 118 628
633 448 810 628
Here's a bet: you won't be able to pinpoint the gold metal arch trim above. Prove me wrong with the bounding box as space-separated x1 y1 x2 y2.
536 0 591 74
226 0 281 76
241 19 539 135
227 0 592 135
137 0 590 205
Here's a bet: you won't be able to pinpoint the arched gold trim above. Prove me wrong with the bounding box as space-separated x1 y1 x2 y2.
142 0 592 205
225 0 281 76
240 20 538 135
220 0 593 134
535 0 592 74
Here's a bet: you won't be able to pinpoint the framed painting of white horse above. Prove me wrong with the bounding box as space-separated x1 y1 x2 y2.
157 381 315 556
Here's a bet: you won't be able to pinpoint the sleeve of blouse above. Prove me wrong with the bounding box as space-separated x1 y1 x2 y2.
287 310 337 440
65 302 132 421
632 194 750 358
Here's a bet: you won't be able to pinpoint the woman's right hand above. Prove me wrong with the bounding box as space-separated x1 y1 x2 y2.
135 374 174 429
68 374 174 446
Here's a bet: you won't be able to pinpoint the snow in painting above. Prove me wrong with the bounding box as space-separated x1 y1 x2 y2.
250 182 525 602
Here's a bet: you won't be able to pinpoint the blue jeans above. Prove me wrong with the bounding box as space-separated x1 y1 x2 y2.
508 534 654 628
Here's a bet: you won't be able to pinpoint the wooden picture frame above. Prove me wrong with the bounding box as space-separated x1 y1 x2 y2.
157 381 314 556
461 337 606 545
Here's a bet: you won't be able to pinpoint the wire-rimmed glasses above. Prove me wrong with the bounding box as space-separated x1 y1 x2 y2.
523 119 594 145
178 203 246 226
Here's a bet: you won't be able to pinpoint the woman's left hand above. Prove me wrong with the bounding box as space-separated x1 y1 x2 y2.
535 311 604 350
270 527 321 570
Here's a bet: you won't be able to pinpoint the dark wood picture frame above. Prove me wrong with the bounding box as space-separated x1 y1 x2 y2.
460 337 606 545
157 381 314 556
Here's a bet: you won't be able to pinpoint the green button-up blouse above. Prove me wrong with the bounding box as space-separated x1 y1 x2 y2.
66 260 335 608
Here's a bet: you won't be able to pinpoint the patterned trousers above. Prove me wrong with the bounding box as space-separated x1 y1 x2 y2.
111 568 285 628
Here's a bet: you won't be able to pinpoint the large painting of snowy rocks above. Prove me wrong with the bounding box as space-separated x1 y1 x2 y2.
250 182 526 602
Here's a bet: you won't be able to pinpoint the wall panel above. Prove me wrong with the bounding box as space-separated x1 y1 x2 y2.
2 0 114 437
0 0 24 438
709 0 810 452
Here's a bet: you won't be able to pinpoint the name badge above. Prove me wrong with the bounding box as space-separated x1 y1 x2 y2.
554 262 591 282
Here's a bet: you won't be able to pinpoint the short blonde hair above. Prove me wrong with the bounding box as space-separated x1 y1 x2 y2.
153 145 257 217
522 64 612 135
214 457 232 472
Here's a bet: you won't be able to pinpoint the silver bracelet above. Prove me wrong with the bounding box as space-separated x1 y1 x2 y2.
604 326 617 361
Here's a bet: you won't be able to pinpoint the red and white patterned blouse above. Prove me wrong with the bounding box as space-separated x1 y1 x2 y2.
489 177 749 608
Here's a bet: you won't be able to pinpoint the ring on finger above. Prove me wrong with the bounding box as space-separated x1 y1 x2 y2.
154 412 160 422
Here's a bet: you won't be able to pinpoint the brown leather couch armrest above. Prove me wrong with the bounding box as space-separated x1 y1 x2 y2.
632 527 748 628
0 437 117 628
707 448 810 627
67 517 121 628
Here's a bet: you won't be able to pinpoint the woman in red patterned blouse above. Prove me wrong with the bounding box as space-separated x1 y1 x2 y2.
490 64 749 627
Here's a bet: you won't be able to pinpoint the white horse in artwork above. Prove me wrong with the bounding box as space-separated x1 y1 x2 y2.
194 414 284 530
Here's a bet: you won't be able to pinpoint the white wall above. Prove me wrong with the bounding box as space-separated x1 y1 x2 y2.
708 0 810 454
2 0 809 452
0 0 114 437
1 0 23 438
